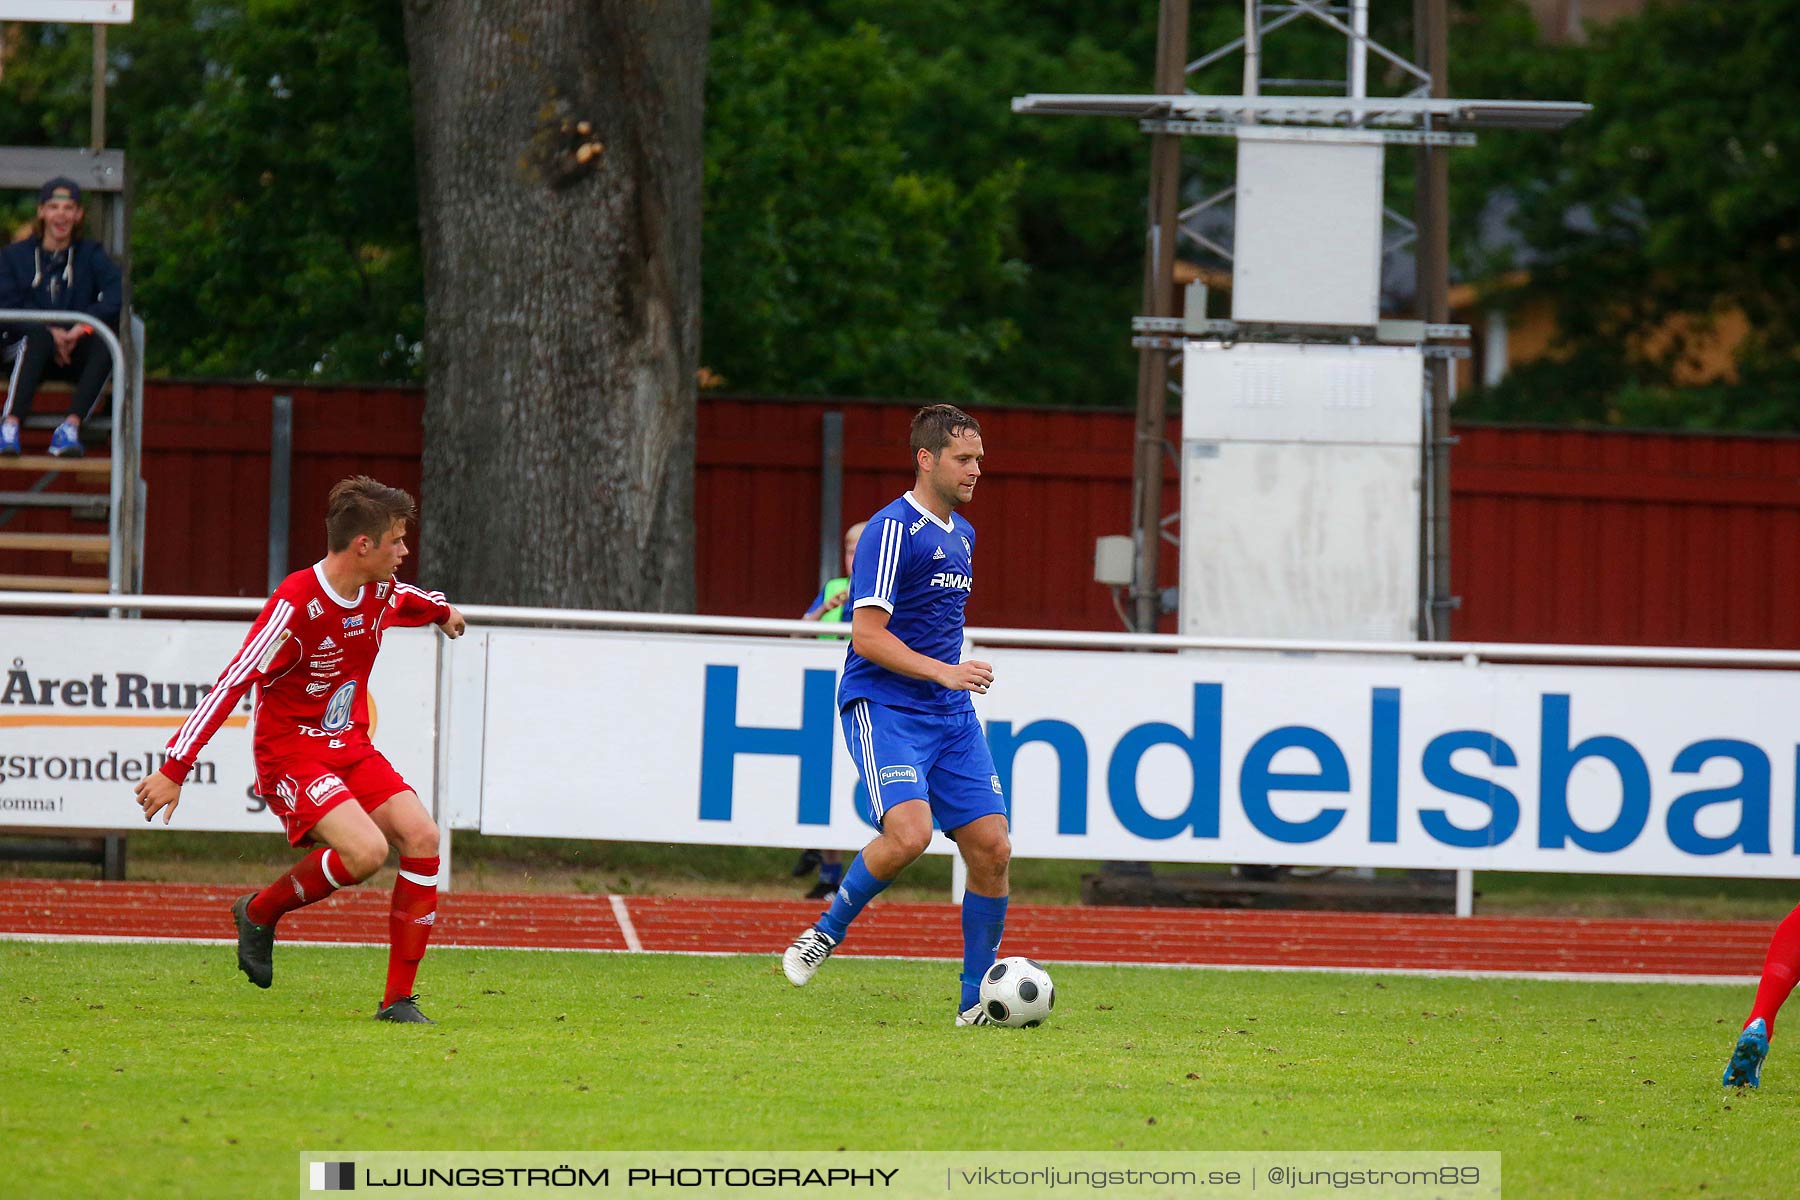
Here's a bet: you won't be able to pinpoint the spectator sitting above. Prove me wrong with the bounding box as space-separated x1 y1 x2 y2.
0 177 123 458
794 520 867 898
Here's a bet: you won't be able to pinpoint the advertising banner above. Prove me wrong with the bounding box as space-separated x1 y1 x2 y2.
478 628 1800 877
979 647 1800 876
477 629 890 851
0 616 437 834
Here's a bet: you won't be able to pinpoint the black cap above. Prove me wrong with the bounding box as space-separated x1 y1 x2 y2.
38 177 82 204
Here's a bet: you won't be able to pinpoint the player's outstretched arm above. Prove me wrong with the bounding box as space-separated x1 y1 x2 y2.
389 582 459 632
849 606 993 693
134 772 182 825
158 593 299 789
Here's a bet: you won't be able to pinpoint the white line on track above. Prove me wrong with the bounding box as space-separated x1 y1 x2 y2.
0 930 1754 985
608 894 643 952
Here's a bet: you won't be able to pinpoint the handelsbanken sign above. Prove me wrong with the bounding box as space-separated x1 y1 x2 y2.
477 629 1800 879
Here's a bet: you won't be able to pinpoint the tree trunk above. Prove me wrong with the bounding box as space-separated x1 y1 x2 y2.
403 0 706 610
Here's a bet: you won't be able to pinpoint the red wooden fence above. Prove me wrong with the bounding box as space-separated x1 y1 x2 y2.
138 380 428 597
7 382 1800 648
698 396 1176 629
1451 424 1800 648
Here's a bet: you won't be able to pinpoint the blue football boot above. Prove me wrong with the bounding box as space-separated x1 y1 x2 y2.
0 420 19 456
1722 1018 1769 1089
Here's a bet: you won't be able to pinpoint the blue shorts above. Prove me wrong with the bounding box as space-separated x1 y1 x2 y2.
840 699 1008 834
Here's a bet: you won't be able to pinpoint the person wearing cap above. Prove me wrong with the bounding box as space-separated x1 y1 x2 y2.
0 177 123 458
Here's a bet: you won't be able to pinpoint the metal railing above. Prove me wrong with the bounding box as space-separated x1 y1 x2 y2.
0 308 139 593
6 589 1800 671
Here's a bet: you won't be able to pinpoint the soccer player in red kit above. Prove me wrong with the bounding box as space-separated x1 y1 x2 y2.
1722 906 1800 1088
133 476 466 1024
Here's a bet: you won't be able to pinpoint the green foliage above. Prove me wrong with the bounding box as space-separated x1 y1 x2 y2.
132 0 422 380
4 941 1792 1198
0 1 421 381
6 0 1794 426
3 1 1162 402
700 7 1021 403
0 24 89 151
1452 0 1800 429
702 1 1150 406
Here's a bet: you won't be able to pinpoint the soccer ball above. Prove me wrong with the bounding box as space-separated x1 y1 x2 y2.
978 956 1055 1027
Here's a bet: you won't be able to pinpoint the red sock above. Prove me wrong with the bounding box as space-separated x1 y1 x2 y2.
383 855 440 1007
1748 903 1800 1037
246 847 352 925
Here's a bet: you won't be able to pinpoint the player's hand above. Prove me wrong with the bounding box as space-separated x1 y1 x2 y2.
821 590 848 612
437 605 467 639
134 772 182 825
940 659 995 694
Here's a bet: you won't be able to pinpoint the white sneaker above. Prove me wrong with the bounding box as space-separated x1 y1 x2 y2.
782 927 837 986
956 1002 994 1027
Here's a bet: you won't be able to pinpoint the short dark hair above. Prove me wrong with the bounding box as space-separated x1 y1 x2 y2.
910 404 981 460
326 476 416 553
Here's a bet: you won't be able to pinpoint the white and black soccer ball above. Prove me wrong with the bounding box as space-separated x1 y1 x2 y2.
978 956 1055 1028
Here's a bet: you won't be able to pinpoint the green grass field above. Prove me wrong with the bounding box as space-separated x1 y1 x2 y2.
1 940 1789 1199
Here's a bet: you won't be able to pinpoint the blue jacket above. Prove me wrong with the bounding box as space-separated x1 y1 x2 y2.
0 235 123 340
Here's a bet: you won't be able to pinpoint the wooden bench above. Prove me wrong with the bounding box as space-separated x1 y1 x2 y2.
0 834 127 880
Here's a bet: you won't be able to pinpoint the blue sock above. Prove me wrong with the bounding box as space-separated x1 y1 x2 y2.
818 861 844 888
959 890 1009 1011
815 854 889 943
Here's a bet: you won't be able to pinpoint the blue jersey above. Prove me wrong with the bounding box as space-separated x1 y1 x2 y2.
838 493 976 715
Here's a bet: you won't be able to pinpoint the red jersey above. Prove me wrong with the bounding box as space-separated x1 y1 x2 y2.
159 563 450 784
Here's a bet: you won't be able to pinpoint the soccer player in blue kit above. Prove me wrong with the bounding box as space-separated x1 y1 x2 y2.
782 404 1011 1026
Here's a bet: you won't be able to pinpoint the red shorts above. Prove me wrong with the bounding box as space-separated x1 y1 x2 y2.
258 748 415 847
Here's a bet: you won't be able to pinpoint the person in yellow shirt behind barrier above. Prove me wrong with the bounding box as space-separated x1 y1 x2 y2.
791 520 866 898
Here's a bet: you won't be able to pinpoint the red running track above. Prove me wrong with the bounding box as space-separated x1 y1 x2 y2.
0 879 1775 981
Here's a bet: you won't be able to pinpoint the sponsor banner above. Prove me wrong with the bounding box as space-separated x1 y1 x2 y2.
300 1151 1500 1198
0 616 436 833
479 631 888 851
480 630 1800 877
979 648 1800 876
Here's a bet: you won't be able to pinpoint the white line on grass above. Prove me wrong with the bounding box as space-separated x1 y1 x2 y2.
0 930 1754 985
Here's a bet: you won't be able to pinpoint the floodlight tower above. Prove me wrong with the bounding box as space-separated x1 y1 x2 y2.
1018 1 1586 642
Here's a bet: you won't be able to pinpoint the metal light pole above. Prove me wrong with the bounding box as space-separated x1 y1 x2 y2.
1128 0 1189 634
91 24 107 150
1415 0 1453 641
